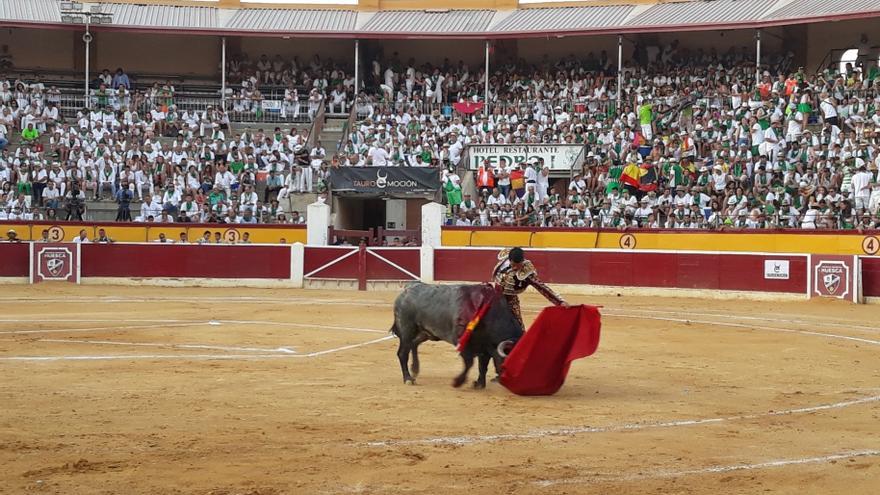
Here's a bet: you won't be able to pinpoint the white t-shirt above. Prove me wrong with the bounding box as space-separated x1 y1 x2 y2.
820 99 837 119
370 147 389 166
850 170 872 198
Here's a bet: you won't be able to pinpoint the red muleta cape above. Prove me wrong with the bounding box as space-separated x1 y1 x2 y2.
500 305 602 396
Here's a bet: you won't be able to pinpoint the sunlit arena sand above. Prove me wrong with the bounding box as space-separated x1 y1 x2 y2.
1 285 877 495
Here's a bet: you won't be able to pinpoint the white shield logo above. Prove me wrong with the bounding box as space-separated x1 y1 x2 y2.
47 257 66 277
823 273 840 294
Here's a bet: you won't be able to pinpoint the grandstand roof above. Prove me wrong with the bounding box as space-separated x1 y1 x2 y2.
361 9 496 34
226 8 357 33
0 0 878 38
0 0 60 24
764 0 880 20
102 3 217 30
629 0 771 28
492 5 634 34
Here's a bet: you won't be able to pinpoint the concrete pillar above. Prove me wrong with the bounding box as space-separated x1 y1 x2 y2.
420 245 434 283
386 199 406 229
290 242 304 288
306 202 331 246
420 202 445 248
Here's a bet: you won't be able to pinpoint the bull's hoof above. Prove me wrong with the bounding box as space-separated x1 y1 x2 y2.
490 376 500 383
404 378 416 386
451 375 466 388
472 381 486 390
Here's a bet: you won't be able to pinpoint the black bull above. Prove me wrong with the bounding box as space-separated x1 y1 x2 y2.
390 283 524 389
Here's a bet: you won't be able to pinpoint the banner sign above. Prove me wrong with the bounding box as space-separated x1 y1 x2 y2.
810 255 859 302
329 168 440 195
763 260 790 280
465 144 584 173
31 243 80 284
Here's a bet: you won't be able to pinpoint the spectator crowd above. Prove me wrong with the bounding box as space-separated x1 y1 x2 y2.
1 41 879 231
337 45 880 230
0 67 325 224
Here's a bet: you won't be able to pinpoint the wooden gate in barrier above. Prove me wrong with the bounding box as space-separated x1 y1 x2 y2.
303 245 420 290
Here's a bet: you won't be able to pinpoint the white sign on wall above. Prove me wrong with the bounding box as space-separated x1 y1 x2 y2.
466 144 584 174
764 260 790 280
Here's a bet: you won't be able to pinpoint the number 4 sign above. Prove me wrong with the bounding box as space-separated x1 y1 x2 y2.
863 236 879 256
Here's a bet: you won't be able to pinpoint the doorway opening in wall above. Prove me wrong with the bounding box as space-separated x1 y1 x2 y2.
336 197 386 233
839 48 859 76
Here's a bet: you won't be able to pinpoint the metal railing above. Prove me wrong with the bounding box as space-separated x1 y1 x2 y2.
451 209 879 231
307 97 325 149
50 91 319 124
11 77 880 133
337 96 360 156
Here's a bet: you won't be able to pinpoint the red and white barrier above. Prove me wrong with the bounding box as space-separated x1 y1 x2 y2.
2 240 877 302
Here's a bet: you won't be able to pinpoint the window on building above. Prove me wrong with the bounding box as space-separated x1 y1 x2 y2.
839 48 859 75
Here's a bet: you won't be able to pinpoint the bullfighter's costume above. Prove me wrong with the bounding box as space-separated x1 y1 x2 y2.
492 247 565 329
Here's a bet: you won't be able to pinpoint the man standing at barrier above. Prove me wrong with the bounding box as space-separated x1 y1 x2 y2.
493 247 567 330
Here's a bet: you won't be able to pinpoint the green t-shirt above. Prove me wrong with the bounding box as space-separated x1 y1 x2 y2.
638 104 653 126
209 191 224 205
22 128 39 140
444 180 462 205
605 165 622 194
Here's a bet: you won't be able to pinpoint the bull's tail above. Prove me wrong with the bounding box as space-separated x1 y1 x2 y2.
390 321 400 338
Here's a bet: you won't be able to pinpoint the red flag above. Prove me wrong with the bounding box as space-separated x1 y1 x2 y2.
500 305 601 396
453 102 484 115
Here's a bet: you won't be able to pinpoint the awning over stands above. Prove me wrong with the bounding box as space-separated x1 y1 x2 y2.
0 0 878 38
361 9 495 34
491 4 634 34
226 8 357 34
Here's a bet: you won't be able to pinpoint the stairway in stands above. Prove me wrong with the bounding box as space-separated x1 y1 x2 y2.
319 117 348 158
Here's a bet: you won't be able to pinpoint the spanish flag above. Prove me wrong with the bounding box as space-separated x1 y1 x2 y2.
621 163 658 192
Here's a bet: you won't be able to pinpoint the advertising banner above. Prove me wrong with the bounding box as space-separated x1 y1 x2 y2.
31 242 80 284
763 260 790 280
810 255 860 302
329 168 439 195
465 144 584 174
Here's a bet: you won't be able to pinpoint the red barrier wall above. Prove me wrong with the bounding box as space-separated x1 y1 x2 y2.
862 257 880 298
81 244 291 279
434 249 808 294
0 243 29 277
5 242 870 299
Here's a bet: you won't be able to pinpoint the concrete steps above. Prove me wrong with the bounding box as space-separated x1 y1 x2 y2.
319 118 348 157
284 192 318 216
83 199 133 221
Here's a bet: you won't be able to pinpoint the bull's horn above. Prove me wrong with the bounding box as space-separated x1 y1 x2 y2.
497 340 513 358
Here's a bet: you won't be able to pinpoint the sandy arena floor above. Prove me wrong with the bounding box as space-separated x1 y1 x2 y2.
0 284 878 495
